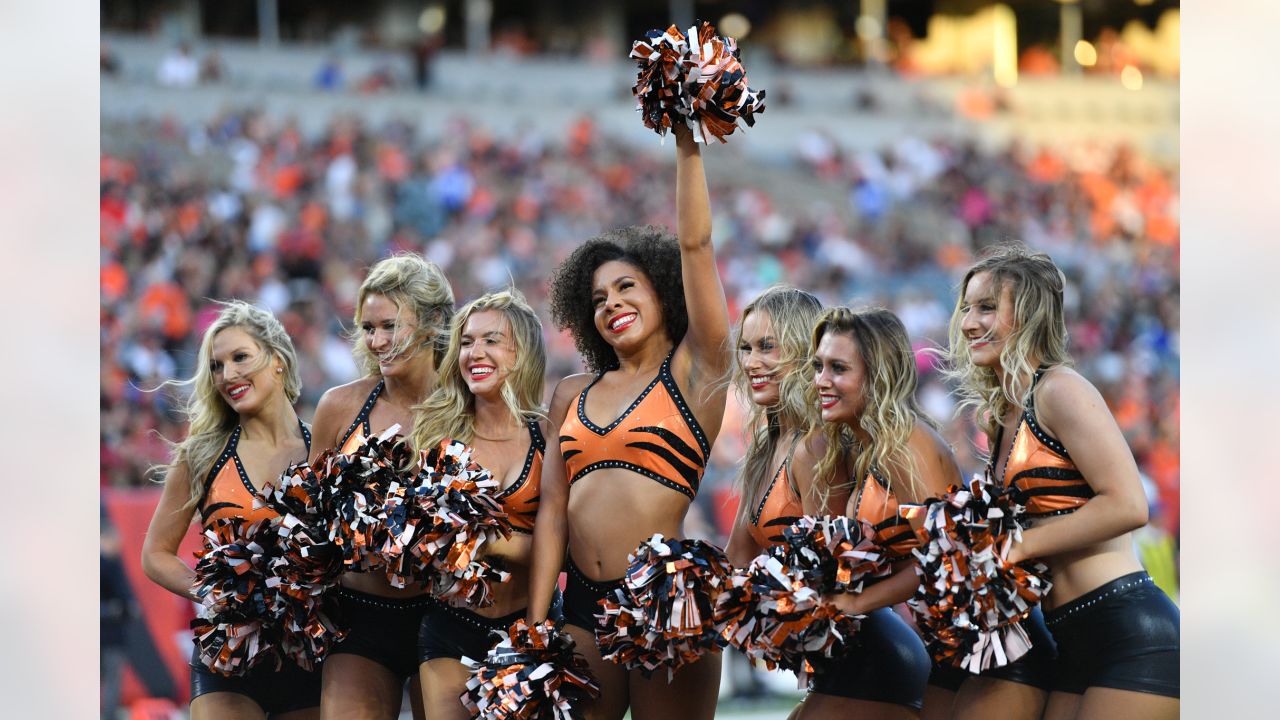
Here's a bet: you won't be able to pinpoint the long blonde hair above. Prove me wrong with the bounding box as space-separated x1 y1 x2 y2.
409 289 546 453
944 243 1072 438
351 253 455 377
160 301 302 510
812 307 936 508
732 286 824 523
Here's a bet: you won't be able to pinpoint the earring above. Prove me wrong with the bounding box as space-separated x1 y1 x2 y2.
276 367 283 374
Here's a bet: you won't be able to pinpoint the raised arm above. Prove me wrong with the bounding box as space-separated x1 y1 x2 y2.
526 374 591 623
140 462 201 601
671 124 731 383
1006 369 1148 564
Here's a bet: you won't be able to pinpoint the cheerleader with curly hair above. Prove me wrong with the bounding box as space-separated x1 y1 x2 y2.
527 123 731 720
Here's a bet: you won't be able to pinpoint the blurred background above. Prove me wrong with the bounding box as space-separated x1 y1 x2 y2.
99 1 1179 717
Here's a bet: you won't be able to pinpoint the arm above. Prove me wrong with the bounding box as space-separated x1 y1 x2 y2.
671 123 731 384
1006 370 1148 564
140 462 201 601
308 386 350 464
724 507 763 567
830 422 960 614
526 375 590 622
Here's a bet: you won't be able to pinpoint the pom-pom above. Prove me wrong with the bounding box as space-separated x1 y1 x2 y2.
190 517 284 675
908 475 1053 673
404 440 513 607
254 462 348 670
716 516 889 687
630 21 765 144
461 619 600 719
594 535 731 679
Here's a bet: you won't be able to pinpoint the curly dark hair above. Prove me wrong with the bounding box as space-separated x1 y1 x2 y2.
549 225 688 373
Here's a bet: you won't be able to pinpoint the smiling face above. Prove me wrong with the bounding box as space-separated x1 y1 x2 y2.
591 260 666 353
361 292 421 378
459 309 517 400
959 271 1017 370
209 326 282 416
812 330 867 425
738 310 783 407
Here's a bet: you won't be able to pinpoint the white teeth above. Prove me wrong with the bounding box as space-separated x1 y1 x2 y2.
470 367 494 377
610 313 636 331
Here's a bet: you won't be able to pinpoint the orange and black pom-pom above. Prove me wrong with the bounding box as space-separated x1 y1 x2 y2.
630 20 765 144
594 534 732 679
909 475 1053 673
717 516 888 687
462 618 600 720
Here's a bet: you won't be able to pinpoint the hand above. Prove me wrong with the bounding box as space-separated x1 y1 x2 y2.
1004 536 1027 565
822 591 863 617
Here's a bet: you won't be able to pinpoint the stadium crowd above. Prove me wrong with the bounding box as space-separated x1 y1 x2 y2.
100 108 1179 549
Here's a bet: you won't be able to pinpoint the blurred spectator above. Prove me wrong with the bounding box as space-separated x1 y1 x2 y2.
410 34 442 91
101 43 121 77
101 508 137 719
199 49 227 84
156 43 198 88
314 55 344 91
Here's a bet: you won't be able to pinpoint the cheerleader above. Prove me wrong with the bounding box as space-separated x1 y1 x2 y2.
946 244 1178 719
527 122 731 720
724 285 833 565
408 289 550 720
142 301 319 719
807 307 961 719
308 254 454 720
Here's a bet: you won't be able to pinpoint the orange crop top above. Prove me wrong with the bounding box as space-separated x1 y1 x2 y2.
994 368 1095 519
559 353 710 501
493 420 545 534
853 470 917 562
747 463 804 549
198 422 312 528
338 379 384 454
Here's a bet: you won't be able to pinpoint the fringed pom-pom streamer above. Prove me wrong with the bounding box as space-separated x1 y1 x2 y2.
908 475 1053 673
461 619 600 720
594 535 731 679
630 21 765 144
716 516 889 687
404 440 513 607
190 517 284 675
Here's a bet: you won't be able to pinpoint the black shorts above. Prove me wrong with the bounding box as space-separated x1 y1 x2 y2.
809 607 931 709
419 604 525 664
563 557 623 632
329 586 437 683
927 606 1058 692
189 647 322 716
418 592 564 664
1045 572 1179 698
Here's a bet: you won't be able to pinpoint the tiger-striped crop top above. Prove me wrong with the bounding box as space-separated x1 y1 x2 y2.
493 420 545 534
559 353 710 501
198 421 312 528
994 368 1094 518
338 379 384 454
748 463 804 549
853 470 917 562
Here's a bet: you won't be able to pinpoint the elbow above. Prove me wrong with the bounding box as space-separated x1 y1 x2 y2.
140 548 160 585
1116 493 1149 533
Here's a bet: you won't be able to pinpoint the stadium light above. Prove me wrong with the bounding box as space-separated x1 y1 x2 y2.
1073 40 1097 67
